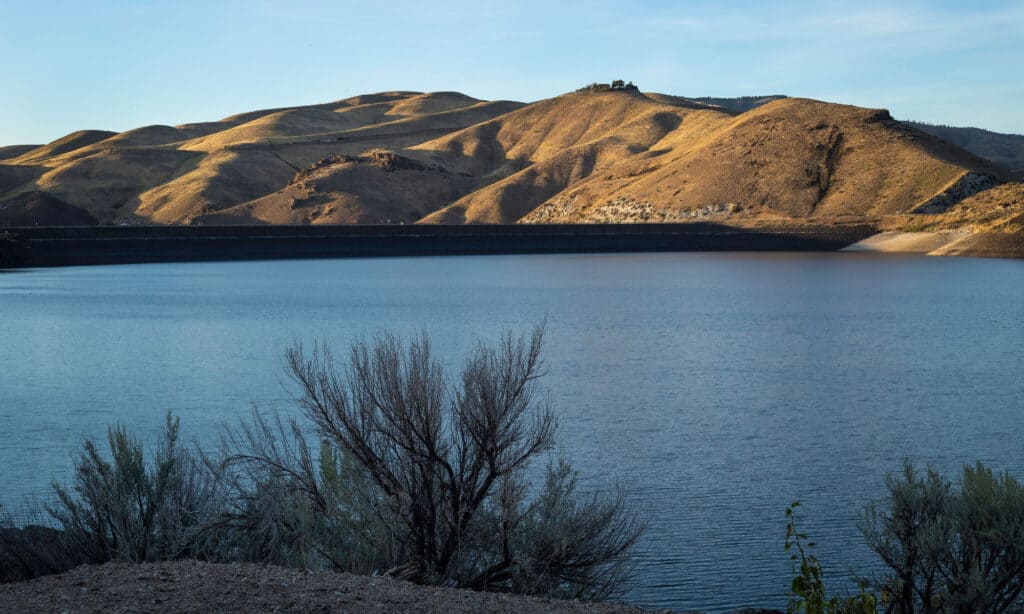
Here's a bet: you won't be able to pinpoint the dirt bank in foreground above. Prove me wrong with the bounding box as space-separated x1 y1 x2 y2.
0 561 789 613
0 561 652 613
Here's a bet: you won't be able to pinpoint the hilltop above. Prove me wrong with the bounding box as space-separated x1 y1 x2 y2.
1 85 1022 257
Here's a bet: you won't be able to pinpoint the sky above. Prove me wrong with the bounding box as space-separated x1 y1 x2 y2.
1 0 1022 145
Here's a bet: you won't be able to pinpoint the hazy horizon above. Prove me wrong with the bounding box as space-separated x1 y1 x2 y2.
2 0 1023 146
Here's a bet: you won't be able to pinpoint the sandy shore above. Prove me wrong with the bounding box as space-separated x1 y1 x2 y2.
842 230 971 254
842 229 1024 258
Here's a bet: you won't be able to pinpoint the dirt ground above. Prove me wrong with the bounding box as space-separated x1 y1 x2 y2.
0 560 654 613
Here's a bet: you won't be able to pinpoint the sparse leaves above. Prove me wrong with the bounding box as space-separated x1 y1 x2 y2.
785 501 877 614
220 325 644 599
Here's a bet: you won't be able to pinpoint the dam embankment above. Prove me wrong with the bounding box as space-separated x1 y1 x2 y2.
0 223 876 269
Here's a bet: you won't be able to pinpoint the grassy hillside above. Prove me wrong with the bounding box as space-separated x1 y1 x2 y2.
520 97 1003 224
1 87 1022 256
0 92 523 226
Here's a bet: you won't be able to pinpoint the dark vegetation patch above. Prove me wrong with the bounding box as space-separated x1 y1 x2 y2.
0 192 97 227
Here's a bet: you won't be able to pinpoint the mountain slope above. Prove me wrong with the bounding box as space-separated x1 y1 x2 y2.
417 90 722 223
520 97 1004 224
0 92 524 225
1 87 1021 257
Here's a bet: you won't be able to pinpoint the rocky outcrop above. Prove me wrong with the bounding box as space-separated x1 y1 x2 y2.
523 196 743 224
911 172 999 214
290 151 441 185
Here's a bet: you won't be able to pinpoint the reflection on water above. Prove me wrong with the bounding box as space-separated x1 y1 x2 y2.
1 252 1023 612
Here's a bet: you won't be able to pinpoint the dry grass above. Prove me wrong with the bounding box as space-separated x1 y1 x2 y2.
1 88 1022 256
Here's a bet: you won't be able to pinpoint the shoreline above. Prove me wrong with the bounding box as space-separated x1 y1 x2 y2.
0 223 874 269
843 229 1024 258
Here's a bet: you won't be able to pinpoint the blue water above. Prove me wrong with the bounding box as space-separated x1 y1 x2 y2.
1 252 1022 612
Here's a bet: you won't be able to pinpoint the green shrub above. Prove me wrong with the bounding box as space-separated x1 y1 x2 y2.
862 460 1024 613
47 412 223 564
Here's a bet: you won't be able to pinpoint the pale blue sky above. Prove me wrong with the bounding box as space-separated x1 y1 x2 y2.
1 0 1021 145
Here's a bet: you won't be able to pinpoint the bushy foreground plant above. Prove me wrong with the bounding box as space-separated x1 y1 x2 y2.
217 326 645 600
49 412 224 564
862 460 1024 613
3 327 644 602
1 413 222 581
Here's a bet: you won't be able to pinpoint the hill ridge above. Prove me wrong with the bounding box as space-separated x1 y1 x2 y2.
1 88 1021 257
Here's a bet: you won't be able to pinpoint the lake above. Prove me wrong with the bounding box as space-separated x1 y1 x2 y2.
1 252 1022 612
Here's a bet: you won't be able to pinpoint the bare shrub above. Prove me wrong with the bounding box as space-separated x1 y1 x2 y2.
221 326 645 599
500 458 646 600
3 327 643 600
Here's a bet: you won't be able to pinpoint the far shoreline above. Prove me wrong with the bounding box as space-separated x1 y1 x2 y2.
0 223 877 269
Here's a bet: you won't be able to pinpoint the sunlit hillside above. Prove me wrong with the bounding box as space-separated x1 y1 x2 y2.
2 86 1022 256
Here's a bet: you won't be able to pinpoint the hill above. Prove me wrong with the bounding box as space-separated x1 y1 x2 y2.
644 96 1024 177
1 87 1022 257
0 92 524 226
519 97 1004 222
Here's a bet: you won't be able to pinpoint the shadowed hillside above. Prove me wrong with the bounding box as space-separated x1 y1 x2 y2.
908 122 1024 176
1 86 1022 256
689 95 789 114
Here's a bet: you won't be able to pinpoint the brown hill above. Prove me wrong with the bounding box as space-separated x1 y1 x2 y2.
8 130 117 165
519 97 1004 224
417 90 711 223
1 87 1022 257
636 96 1024 178
201 151 478 225
0 92 524 225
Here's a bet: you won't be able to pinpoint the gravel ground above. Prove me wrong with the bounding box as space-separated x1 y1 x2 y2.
0 561 654 613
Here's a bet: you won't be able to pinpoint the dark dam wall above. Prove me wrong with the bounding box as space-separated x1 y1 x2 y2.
0 223 876 269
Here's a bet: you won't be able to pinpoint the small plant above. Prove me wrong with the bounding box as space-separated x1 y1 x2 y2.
786 502 877 614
